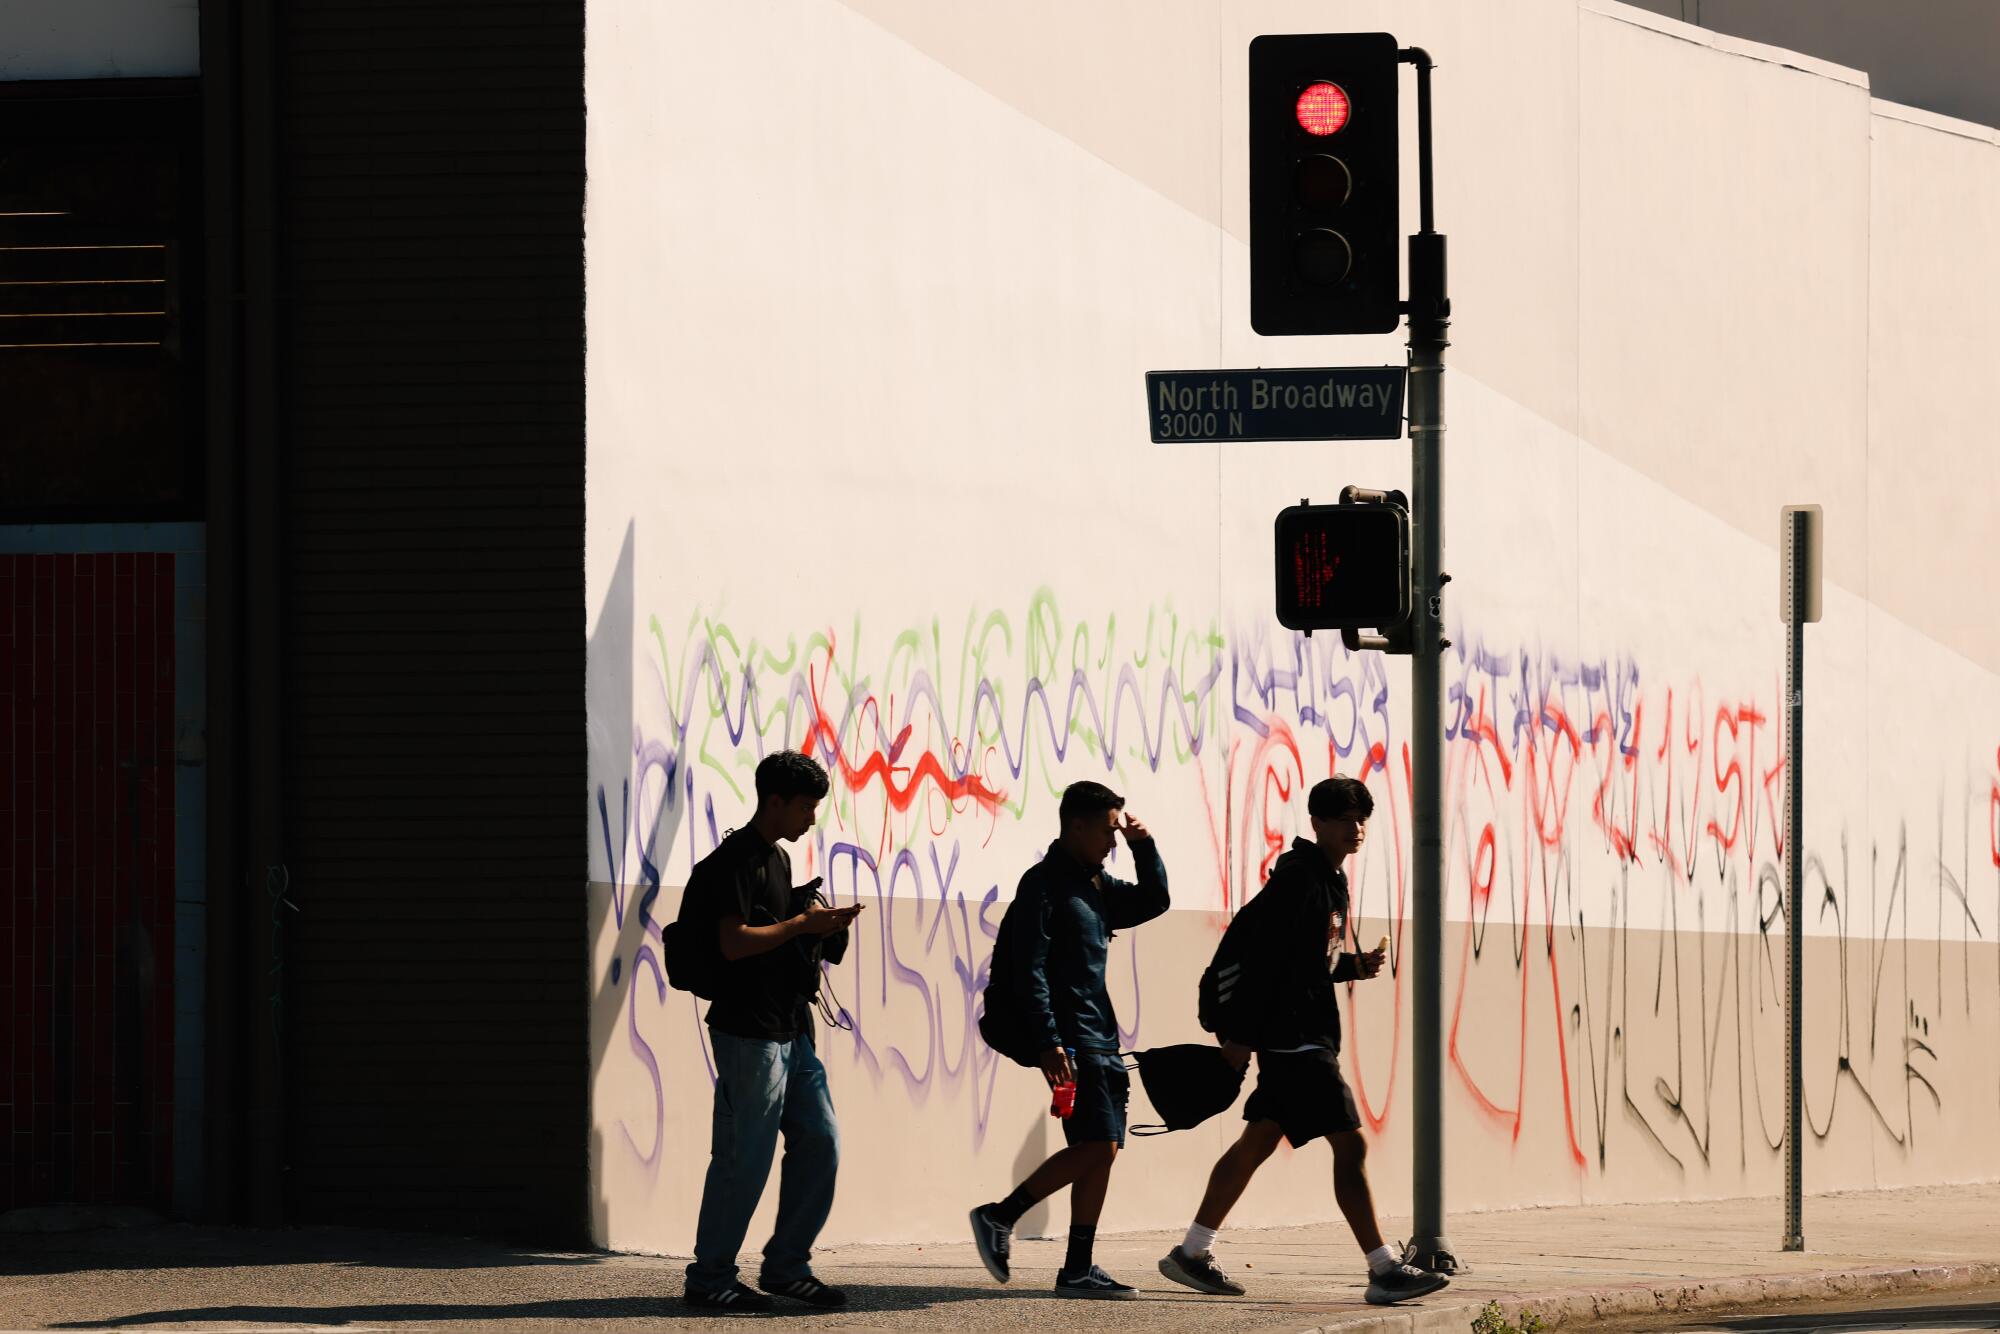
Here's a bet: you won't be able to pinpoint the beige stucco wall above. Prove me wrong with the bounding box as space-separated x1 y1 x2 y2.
584 0 2000 1253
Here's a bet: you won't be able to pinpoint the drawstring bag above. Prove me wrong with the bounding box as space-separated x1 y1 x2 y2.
1125 1043 1247 1136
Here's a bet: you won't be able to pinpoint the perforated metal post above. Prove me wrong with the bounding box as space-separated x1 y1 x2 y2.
1782 506 1809 1252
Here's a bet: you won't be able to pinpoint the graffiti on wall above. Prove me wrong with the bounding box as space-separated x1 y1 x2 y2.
594 594 2000 1187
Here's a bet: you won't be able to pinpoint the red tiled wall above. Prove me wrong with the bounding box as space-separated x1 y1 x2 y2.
3 554 176 1210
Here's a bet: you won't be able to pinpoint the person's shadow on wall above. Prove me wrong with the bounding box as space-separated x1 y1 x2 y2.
589 520 718 1253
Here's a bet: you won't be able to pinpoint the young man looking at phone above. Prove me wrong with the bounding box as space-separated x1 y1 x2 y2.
682 750 864 1312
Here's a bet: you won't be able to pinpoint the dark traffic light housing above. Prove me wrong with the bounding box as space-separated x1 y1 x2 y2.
1273 494 1411 634
1249 32 1401 335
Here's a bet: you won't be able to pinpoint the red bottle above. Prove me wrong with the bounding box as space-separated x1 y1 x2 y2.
1049 1046 1077 1118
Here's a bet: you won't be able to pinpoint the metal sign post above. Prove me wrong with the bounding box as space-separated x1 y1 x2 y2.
1780 503 1822 1252
1399 46 1457 1276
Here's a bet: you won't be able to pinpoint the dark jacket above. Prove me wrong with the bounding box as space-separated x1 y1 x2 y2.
989 836 1170 1055
698 826 848 1043
1212 836 1356 1052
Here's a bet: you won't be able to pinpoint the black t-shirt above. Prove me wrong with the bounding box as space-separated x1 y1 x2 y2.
699 828 842 1043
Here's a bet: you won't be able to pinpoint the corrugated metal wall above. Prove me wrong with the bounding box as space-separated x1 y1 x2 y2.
271 0 586 1239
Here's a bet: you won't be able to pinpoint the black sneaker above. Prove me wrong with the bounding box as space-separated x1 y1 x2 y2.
1364 1262 1450 1305
1054 1264 1138 1299
969 1205 1012 1283
1158 1245 1245 1296
683 1281 774 1312
759 1273 847 1308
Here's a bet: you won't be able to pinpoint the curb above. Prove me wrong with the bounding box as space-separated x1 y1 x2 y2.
1298 1260 2000 1332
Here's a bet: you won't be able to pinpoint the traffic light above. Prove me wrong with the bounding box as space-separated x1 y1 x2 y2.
1273 497 1410 633
1249 32 1401 335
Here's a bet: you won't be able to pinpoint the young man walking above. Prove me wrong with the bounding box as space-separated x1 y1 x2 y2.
969 781 1170 1298
1159 775 1449 1307
682 750 864 1313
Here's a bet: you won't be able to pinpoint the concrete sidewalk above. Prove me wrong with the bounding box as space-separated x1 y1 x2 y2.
4 1182 1996 1332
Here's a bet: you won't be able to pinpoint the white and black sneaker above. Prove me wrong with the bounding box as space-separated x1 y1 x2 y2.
1364 1262 1450 1305
969 1205 1012 1283
758 1273 847 1308
682 1281 774 1312
1159 1245 1245 1295
1055 1264 1138 1299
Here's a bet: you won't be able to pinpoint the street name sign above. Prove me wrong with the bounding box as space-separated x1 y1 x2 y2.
1145 366 1406 443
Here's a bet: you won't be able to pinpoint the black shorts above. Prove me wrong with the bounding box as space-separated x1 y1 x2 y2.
1243 1046 1361 1146
1063 1050 1129 1147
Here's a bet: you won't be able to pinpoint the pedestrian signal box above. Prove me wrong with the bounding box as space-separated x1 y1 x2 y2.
1273 499 1410 632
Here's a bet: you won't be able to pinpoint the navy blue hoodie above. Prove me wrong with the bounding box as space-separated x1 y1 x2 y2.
989 836 1170 1055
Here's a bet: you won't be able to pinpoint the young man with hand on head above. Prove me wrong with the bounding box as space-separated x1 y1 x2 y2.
969 781 1170 1299
682 750 864 1313
1160 775 1449 1307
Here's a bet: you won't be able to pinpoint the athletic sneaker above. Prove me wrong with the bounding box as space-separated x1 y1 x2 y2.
1364 1262 1451 1305
759 1273 847 1307
1158 1245 1246 1295
1054 1264 1138 1298
682 1281 773 1312
969 1205 1012 1283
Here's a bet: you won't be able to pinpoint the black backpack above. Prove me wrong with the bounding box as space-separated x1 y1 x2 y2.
977 890 1051 1068
1197 900 1270 1038
976 987 1045 1068
1126 1044 1247 1135
662 835 749 1000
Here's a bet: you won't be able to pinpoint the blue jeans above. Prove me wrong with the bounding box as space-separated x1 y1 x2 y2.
687 1028 839 1293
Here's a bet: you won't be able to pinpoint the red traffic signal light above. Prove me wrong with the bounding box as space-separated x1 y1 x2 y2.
1295 82 1351 135
1250 33 1402 336
1274 498 1410 632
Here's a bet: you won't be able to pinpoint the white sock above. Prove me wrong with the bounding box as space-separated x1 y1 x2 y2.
1365 1244 1397 1274
1182 1223 1219 1256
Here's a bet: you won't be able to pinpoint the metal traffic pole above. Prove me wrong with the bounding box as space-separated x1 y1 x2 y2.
1401 45 1457 1275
